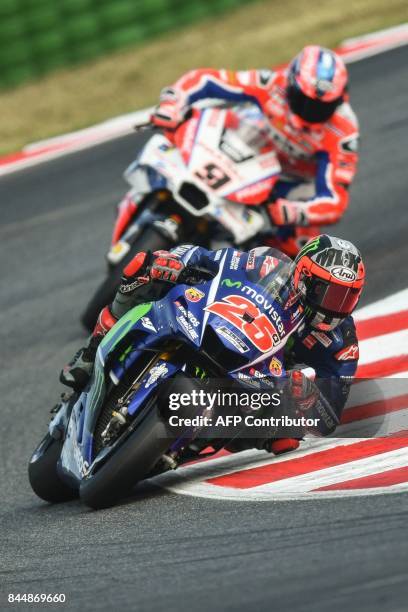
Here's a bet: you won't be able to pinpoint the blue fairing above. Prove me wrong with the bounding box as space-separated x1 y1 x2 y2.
56 247 303 487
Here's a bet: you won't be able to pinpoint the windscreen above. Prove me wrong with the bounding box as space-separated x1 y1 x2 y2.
221 105 274 158
249 248 299 310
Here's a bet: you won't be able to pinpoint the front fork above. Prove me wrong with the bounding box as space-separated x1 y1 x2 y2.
108 190 184 266
48 392 77 441
111 190 139 245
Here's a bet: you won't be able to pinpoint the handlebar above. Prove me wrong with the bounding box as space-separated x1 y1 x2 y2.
133 108 194 133
133 120 155 133
178 265 217 286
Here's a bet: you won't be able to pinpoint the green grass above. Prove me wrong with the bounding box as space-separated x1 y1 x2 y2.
0 0 406 154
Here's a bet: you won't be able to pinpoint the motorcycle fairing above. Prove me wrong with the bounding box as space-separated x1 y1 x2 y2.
102 248 302 375
122 105 281 244
107 205 173 265
58 248 303 486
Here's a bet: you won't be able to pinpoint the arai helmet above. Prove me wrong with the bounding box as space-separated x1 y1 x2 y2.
293 235 365 331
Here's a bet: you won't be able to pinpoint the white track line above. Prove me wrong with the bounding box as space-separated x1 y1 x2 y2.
337 408 408 437
359 329 408 364
155 287 408 500
246 448 408 494
154 437 369 486
346 378 408 407
355 288 408 320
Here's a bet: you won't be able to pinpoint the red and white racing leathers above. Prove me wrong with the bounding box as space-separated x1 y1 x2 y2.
155 67 359 255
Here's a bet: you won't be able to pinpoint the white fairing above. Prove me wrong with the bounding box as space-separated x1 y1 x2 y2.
125 106 281 244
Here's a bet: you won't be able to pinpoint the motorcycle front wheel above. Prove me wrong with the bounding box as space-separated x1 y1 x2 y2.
79 371 202 510
28 433 78 503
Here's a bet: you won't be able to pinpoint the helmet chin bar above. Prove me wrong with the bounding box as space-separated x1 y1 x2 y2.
307 309 344 332
287 84 343 124
293 235 365 332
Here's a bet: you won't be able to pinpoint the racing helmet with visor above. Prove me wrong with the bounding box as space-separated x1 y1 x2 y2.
287 46 348 124
292 235 365 331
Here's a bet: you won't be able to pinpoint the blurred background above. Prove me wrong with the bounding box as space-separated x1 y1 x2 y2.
0 0 406 154
1 4 408 608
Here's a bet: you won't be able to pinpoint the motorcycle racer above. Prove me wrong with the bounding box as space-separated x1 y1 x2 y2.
61 235 365 454
151 45 359 256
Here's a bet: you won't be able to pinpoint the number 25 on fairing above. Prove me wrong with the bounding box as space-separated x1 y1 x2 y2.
205 295 280 352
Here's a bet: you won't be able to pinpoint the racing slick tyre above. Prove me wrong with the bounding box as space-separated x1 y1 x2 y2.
28 434 78 503
79 404 173 510
80 226 174 333
79 372 200 510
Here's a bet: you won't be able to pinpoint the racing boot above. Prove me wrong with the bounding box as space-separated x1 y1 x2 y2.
60 306 117 391
267 438 300 455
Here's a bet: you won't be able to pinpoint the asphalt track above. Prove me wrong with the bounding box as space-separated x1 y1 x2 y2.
1 46 408 612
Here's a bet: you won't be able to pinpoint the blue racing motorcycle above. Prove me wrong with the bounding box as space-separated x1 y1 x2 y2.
29 248 304 509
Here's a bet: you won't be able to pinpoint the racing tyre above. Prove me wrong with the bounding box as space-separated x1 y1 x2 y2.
28 434 78 503
79 371 201 510
80 226 173 332
79 404 172 510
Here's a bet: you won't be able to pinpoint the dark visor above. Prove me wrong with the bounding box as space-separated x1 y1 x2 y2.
287 84 343 123
306 279 360 316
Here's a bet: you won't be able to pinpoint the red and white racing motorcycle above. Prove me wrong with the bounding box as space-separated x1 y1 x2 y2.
81 104 282 331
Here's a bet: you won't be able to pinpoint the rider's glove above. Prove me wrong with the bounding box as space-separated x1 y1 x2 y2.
288 369 319 413
268 198 308 226
151 87 187 130
119 250 184 295
150 250 185 282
